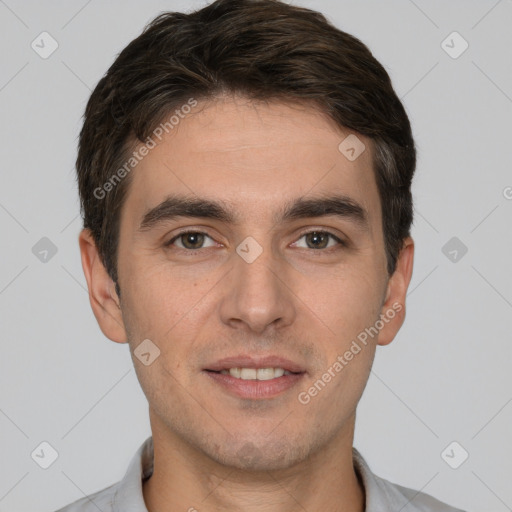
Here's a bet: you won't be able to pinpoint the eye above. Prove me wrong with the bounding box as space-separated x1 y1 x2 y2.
292 230 345 250
165 231 217 250
164 229 346 252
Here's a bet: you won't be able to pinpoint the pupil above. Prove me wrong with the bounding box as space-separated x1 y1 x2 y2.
308 231 327 249
184 233 203 249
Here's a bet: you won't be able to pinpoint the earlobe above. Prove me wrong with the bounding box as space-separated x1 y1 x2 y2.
78 228 127 344
377 237 414 346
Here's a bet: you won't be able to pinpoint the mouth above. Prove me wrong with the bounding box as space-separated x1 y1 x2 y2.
211 367 296 380
203 356 306 399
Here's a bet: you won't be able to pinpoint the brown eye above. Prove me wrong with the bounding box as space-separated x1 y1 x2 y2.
305 231 330 249
166 231 215 250
293 230 344 250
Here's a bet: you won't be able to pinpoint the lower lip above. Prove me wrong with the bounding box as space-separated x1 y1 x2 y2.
203 371 305 399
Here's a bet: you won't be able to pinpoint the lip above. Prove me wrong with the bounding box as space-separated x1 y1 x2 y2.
204 370 305 400
203 355 307 400
204 355 306 373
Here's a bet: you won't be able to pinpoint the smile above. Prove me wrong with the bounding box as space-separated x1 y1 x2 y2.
219 367 294 380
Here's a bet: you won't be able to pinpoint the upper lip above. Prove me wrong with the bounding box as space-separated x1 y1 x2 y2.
204 355 306 373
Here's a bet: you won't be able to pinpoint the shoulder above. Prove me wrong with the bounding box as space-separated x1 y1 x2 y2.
53 481 118 512
352 448 466 512
378 475 467 512
54 436 153 512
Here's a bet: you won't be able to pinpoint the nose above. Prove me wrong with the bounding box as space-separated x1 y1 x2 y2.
218 239 296 335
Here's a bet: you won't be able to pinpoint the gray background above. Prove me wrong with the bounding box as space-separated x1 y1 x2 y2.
1 1 511 511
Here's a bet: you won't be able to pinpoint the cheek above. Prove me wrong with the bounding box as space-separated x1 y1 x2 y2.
120 258 217 364
298 262 384 338
121 256 188 325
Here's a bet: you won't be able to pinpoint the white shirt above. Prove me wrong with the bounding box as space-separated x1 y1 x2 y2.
55 436 466 512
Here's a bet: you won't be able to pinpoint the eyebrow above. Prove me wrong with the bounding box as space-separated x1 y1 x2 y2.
138 193 369 232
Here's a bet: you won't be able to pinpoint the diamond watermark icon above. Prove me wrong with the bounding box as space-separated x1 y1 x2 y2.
31 441 59 469
236 236 263 263
442 236 468 263
134 338 161 366
32 237 58 263
338 134 365 161
441 441 469 469
31 31 59 59
441 31 468 59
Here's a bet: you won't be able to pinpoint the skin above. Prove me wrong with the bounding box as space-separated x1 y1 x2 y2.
79 94 414 512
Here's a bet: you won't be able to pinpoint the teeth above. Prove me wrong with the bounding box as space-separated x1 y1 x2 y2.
229 367 241 378
255 368 274 380
219 367 291 380
240 368 257 380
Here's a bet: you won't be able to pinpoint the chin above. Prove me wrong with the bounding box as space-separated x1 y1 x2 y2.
205 436 312 472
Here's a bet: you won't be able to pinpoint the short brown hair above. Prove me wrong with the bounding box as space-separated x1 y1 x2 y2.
76 0 416 297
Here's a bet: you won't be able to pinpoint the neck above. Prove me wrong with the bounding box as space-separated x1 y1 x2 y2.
143 416 365 512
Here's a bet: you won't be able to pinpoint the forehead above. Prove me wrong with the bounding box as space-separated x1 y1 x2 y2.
122 96 381 228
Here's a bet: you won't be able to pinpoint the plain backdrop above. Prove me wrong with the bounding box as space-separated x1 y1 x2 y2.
0 1 511 511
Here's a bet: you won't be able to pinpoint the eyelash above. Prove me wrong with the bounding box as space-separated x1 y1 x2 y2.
164 229 346 252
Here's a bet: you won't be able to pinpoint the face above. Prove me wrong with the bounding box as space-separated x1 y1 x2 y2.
81 94 413 471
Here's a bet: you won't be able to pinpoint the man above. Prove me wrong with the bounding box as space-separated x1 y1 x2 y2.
57 0 465 510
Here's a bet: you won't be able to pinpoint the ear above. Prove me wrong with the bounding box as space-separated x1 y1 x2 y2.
377 236 414 346
78 228 127 343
